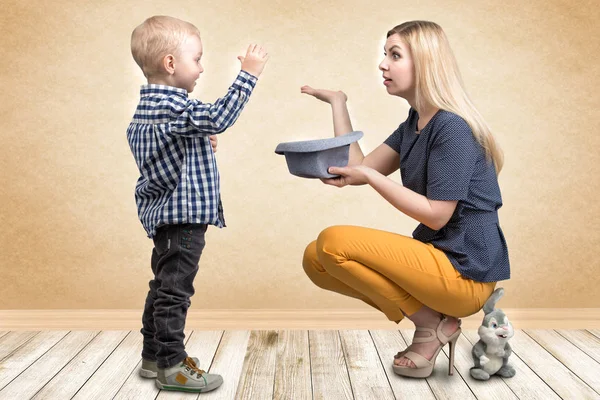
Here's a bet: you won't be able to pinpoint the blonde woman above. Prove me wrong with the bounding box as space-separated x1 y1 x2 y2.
301 20 509 378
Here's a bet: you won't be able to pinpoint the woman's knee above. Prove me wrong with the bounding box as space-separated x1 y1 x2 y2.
302 240 323 275
315 225 353 263
305 225 357 277
316 225 349 249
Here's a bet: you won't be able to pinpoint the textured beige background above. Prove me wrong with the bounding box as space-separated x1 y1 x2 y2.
1 0 598 310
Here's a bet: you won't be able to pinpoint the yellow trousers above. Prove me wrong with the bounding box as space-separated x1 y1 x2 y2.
303 225 496 323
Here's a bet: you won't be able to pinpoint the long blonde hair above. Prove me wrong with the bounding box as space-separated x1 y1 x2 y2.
387 21 503 174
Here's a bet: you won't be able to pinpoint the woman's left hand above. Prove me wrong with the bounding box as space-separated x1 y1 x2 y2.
210 135 218 153
321 165 373 187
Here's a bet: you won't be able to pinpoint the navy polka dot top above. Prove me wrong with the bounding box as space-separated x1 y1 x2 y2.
384 108 510 282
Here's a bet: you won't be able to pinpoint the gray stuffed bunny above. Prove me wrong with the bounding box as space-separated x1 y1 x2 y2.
470 287 516 380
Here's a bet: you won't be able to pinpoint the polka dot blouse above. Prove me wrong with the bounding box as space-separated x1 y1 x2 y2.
384 108 510 282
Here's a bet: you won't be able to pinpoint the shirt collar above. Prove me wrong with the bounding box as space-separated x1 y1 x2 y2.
140 84 189 99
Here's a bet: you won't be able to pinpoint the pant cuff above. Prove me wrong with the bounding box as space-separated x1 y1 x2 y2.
157 351 188 369
399 296 424 317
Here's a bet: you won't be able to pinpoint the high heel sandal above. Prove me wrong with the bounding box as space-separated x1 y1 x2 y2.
393 318 462 361
392 316 461 378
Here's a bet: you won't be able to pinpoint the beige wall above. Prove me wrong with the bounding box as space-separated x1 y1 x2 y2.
1 0 598 310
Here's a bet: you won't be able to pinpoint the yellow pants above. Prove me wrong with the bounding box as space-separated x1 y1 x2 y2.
303 225 496 323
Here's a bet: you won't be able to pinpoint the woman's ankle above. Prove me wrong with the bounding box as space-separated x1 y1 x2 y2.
407 306 443 328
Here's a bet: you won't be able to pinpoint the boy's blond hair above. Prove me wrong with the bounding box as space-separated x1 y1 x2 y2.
131 16 201 78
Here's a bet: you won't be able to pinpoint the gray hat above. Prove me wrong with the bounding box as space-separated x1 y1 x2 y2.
275 131 364 178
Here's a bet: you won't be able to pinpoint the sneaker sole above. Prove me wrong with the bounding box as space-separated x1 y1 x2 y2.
139 368 157 379
155 376 223 393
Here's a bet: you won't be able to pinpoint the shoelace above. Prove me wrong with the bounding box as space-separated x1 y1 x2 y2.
183 357 206 378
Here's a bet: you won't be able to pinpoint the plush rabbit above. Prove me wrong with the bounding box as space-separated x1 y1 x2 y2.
470 287 516 380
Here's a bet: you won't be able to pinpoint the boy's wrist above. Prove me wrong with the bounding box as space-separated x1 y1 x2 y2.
240 69 258 80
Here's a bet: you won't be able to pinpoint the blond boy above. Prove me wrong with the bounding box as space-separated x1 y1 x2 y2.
127 15 268 393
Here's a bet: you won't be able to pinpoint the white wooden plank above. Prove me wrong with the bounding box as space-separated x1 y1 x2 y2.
462 330 561 400
309 330 353 400
0 331 39 361
113 358 161 399
557 330 600 363
440 332 517 399
399 329 476 400
0 333 8 341
72 331 142 400
338 330 394 399
369 330 436 400
485 329 597 399
589 330 600 340
0 331 68 392
525 329 600 394
200 330 250 400
33 331 129 400
0 331 98 400
273 330 311 400
234 330 278 400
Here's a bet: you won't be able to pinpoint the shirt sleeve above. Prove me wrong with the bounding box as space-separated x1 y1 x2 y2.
169 70 258 136
383 122 404 153
427 116 479 200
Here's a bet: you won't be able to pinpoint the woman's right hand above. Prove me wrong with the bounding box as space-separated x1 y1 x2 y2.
301 85 347 104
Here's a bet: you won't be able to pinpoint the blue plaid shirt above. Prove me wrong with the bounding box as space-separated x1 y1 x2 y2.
127 70 257 238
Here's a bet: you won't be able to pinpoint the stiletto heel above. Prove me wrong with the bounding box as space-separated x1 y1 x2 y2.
393 315 461 378
448 334 459 375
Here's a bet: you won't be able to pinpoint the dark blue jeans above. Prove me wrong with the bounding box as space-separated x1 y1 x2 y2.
140 223 207 369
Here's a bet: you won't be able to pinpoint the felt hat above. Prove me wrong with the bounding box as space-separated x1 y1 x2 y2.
275 131 364 178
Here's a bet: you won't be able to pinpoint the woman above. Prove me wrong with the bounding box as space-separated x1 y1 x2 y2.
301 20 509 378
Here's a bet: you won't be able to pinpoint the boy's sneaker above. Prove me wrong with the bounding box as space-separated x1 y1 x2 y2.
139 357 199 378
155 356 223 393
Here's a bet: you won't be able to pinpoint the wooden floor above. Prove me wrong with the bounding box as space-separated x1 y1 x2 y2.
0 329 599 400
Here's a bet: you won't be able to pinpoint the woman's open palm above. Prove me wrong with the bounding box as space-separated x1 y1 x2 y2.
301 85 347 104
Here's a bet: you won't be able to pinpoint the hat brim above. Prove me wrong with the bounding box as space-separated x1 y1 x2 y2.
274 131 363 154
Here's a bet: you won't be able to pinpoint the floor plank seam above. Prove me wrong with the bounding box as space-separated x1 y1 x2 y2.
33 330 101 400
0 331 41 364
522 330 600 397
307 330 314 400
554 329 600 364
69 330 132 400
587 330 600 340
338 330 357 400
1 330 70 394
208 330 225 373
367 329 396 399
269 330 278 400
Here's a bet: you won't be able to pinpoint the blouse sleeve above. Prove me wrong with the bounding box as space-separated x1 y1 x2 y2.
427 116 479 200
383 122 404 153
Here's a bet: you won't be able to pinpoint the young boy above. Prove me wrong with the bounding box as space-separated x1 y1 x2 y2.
127 15 268 393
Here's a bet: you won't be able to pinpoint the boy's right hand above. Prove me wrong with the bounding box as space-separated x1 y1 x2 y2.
238 44 269 78
301 86 347 105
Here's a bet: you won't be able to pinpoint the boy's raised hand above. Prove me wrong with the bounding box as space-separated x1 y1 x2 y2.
238 44 269 78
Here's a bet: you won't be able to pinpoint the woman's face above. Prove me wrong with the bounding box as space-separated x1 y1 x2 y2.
379 34 415 99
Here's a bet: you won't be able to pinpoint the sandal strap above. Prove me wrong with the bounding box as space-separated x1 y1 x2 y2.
402 351 433 368
394 350 407 359
412 326 436 343
436 316 462 345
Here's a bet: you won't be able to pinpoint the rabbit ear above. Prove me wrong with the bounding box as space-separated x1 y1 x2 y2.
483 288 504 314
